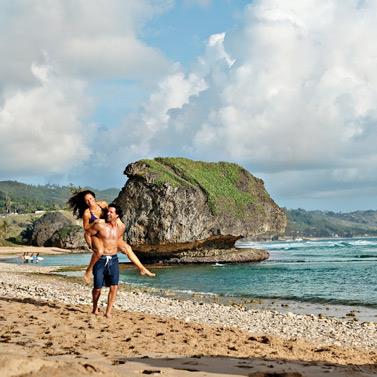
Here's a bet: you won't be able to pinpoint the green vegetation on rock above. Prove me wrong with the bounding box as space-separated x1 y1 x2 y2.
139 159 194 188
140 157 260 216
55 224 82 239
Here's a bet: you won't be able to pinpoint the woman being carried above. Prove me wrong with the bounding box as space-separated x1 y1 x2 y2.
68 190 154 282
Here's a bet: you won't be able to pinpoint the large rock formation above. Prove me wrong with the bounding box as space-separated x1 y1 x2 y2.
30 212 73 247
28 212 87 249
115 157 286 262
49 225 88 250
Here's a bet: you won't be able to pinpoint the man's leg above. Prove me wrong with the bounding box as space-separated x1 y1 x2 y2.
105 285 118 318
104 255 120 318
92 288 101 315
92 257 105 314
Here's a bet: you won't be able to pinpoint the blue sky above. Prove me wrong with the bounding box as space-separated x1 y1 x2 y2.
1 0 377 211
142 1 250 65
89 1 251 127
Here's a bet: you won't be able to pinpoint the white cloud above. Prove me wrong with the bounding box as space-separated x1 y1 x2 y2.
0 0 172 88
0 0 173 179
109 0 377 207
104 67 208 162
2 0 377 209
0 63 92 176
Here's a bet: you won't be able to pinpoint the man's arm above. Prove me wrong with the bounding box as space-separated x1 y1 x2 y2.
86 221 103 236
118 240 155 277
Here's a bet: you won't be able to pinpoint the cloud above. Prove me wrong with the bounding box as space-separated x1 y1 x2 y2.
2 0 377 209
104 0 377 207
0 63 92 177
0 0 172 88
0 0 174 180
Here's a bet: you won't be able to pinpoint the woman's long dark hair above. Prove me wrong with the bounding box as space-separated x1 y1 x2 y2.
67 189 96 219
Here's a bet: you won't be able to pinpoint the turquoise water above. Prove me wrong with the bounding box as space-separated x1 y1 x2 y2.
121 238 377 308
3 237 377 308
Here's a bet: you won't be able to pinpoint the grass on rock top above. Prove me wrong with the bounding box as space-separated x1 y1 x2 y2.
139 159 192 188
140 157 257 217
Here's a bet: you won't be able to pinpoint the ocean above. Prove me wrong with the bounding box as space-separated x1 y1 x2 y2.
122 237 377 309
4 237 377 316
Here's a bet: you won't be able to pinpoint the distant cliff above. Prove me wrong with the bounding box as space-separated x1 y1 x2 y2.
115 157 286 262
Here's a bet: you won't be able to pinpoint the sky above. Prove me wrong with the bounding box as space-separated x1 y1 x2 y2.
1 0 377 212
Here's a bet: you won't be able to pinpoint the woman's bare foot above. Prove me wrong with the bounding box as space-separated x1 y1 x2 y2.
140 267 155 277
84 269 92 284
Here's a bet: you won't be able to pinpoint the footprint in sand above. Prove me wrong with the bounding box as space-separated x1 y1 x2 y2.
112 358 127 365
142 370 161 375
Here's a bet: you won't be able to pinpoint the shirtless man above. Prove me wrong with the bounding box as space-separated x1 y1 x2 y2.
87 203 155 318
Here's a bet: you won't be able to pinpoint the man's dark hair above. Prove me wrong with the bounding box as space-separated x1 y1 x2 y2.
108 203 123 218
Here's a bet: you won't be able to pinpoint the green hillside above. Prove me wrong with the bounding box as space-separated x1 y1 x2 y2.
0 181 119 214
285 209 377 237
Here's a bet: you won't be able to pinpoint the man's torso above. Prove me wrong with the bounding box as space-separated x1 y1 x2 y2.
95 222 125 255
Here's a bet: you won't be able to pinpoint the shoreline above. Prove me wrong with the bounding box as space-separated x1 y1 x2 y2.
0 262 376 376
0 245 88 257
125 284 377 323
2 244 377 323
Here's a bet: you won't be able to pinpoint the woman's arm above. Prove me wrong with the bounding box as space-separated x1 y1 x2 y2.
98 200 108 209
82 210 92 231
82 209 100 248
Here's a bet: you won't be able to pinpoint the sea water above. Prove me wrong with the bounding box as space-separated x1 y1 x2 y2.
120 237 377 310
3 238 377 312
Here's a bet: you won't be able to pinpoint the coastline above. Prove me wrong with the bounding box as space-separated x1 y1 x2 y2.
2 244 377 322
0 245 88 257
0 262 376 376
127 285 377 323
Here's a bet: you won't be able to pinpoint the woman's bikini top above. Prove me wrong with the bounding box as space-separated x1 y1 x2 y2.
88 205 105 224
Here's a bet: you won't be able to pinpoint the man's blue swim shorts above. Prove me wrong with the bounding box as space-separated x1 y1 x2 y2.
93 255 119 289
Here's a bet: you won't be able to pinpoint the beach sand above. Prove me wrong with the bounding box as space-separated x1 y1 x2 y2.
0 250 376 376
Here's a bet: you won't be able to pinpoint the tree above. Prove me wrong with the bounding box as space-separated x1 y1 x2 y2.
5 195 12 213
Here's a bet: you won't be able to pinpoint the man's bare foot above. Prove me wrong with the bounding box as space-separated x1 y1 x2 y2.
84 269 92 284
140 268 155 277
104 312 112 318
92 307 100 315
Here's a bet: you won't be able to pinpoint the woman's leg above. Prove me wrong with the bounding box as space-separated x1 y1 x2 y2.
84 236 104 283
84 231 92 249
118 240 155 277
